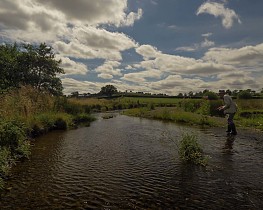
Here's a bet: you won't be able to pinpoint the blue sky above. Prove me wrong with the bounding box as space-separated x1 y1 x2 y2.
0 0 262 95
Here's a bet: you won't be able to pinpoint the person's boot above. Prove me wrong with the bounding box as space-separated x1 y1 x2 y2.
226 124 231 133
230 123 237 135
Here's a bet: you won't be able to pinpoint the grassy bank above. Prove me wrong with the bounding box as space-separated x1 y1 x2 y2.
122 98 263 131
0 86 95 189
67 96 263 130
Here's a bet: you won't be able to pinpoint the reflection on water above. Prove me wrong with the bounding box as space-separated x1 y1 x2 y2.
0 113 263 209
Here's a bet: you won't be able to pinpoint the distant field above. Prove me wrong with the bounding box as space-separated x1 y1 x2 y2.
120 97 184 105
68 97 263 111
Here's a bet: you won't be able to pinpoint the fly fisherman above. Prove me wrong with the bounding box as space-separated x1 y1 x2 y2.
217 92 238 135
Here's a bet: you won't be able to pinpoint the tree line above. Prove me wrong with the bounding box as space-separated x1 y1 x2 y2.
0 43 64 95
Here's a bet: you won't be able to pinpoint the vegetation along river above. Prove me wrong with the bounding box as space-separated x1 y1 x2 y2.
0 113 263 209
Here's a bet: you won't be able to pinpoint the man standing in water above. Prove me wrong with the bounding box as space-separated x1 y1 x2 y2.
217 91 238 135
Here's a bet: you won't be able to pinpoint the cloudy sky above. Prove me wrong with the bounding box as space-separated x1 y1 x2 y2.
1 0 263 95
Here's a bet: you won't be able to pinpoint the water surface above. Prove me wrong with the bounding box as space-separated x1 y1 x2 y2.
0 113 262 209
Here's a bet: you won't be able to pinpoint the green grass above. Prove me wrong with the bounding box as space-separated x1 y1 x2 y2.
123 97 263 131
0 87 98 190
124 107 222 127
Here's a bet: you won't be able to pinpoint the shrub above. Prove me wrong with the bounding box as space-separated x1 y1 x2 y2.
204 91 219 100
73 113 96 123
0 120 27 154
237 91 253 99
0 147 12 176
179 133 208 166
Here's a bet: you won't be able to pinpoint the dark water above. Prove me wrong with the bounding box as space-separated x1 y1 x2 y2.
0 113 263 209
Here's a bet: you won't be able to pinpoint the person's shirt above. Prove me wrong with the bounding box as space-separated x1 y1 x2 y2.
223 94 237 114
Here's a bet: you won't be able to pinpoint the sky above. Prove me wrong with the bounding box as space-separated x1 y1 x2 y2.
0 0 263 95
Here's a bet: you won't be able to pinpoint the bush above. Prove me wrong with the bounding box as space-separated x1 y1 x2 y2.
0 120 27 154
204 91 219 100
238 91 253 99
179 133 208 166
73 113 96 124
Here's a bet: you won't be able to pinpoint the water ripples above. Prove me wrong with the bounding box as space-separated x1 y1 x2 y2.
0 114 263 209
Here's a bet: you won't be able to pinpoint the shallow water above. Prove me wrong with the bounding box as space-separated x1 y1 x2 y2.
0 113 263 209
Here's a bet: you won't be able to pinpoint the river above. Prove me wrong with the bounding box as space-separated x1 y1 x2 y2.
0 113 263 209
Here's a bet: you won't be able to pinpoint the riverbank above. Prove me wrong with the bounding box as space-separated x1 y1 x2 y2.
122 106 263 132
0 86 96 189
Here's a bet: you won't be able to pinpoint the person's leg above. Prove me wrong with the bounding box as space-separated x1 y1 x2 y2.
228 113 237 135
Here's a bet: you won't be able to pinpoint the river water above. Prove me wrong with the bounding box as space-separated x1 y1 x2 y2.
0 113 263 209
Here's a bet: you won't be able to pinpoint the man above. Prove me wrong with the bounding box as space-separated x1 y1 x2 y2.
217 92 238 135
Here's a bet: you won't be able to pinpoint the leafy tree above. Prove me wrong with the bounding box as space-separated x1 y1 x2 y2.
177 93 183 98
0 44 20 91
99 85 117 96
204 91 218 100
237 90 253 99
17 43 64 95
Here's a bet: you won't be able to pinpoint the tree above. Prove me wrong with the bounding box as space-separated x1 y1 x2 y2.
204 91 218 100
99 85 117 96
17 43 64 95
237 90 253 99
0 44 20 91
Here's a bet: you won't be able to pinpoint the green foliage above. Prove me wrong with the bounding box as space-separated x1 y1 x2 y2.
0 44 20 90
28 112 73 135
204 91 219 100
0 120 27 154
197 100 210 115
0 43 64 95
73 113 96 123
0 147 12 176
99 85 118 96
237 90 253 99
56 98 84 115
179 133 208 166
179 99 203 112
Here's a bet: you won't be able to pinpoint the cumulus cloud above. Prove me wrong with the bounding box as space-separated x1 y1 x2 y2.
0 0 141 48
95 61 122 78
53 27 137 61
35 0 142 27
121 69 162 83
148 75 206 95
56 56 88 75
175 36 215 52
61 78 102 95
203 43 263 69
197 2 241 29
98 73 113 80
135 45 161 60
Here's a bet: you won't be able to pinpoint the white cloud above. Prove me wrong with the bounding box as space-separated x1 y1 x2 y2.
56 56 88 75
175 46 197 52
135 45 161 60
121 9 143 26
35 0 142 27
201 38 215 48
98 73 113 80
53 27 138 61
148 75 206 95
61 78 102 95
202 33 213 37
203 43 263 69
121 69 162 83
95 61 122 78
175 37 215 52
197 2 241 29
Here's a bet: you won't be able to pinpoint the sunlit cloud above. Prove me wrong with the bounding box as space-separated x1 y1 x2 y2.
197 1 241 29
